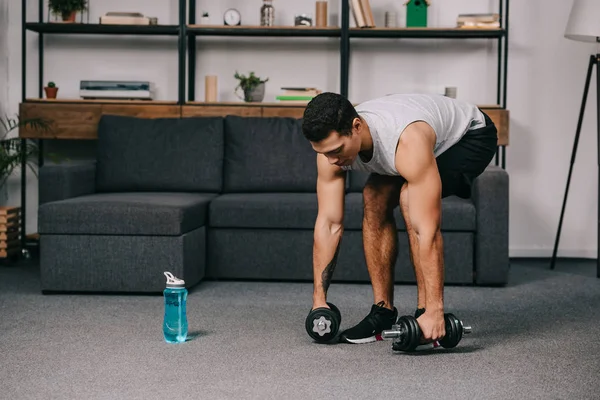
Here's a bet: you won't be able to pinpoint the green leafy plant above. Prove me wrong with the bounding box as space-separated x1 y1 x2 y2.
234 71 268 92
48 0 88 19
47 81 56 88
0 116 52 188
234 71 269 102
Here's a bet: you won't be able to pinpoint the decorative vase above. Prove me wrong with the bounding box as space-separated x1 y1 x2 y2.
243 83 265 102
44 87 58 99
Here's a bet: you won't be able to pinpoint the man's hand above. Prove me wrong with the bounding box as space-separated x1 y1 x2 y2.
417 308 446 343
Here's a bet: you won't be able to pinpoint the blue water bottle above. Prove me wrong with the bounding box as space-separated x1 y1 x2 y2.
163 271 188 343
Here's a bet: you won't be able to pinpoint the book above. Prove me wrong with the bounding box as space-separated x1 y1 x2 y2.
351 0 375 28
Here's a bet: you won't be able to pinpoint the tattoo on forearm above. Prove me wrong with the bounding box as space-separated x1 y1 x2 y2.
321 240 342 294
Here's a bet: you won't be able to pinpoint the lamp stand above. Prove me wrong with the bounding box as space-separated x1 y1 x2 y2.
550 53 600 278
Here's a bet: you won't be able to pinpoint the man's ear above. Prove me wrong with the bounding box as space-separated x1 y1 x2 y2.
352 117 361 132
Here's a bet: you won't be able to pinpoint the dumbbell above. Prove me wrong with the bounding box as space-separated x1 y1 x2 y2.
381 312 471 352
305 302 342 343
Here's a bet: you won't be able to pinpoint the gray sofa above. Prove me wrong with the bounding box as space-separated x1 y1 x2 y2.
37 114 509 293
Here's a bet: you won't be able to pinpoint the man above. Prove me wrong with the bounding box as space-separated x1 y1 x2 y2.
301 92 497 344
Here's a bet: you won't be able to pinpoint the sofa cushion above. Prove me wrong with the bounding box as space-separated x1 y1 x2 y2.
344 193 476 231
209 193 318 228
39 193 216 235
95 115 224 193
223 116 318 193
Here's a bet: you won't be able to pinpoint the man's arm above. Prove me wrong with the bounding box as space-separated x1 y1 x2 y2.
395 122 446 340
312 154 346 309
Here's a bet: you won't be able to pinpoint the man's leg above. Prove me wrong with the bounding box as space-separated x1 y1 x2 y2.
362 174 403 310
339 173 402 344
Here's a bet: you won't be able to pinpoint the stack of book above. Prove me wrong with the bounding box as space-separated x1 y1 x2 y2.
99 12 155 25
275 87 322 104
456 13 500 29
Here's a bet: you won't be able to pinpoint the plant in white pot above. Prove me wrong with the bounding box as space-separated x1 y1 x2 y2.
234 71 269 103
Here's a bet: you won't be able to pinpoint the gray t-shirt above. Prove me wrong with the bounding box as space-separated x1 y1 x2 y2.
341 94 485 176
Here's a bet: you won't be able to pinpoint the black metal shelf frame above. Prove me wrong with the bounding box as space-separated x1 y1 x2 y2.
20 0 509 252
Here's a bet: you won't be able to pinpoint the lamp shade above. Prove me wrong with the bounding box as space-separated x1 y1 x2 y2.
565 0 600 42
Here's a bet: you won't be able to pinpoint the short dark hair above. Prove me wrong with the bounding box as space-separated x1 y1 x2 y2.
302 92 358 142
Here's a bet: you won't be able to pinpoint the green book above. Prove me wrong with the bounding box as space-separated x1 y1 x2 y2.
275 95 314 101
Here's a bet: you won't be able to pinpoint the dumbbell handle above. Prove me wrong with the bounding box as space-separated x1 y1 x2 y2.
381 327 403 339
381 324 472 339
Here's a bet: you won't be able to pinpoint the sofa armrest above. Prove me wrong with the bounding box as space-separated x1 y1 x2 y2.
471 165 509 285
39 161 97 204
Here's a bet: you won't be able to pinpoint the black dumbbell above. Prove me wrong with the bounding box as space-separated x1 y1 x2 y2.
381 312 471 352
305 302 342 343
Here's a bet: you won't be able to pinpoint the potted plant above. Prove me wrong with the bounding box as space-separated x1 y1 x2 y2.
49 0 88 23
234 71 269 102
0 116 53 190
44 82 58 99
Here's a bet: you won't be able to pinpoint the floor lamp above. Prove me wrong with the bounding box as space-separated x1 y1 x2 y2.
551 0 600 278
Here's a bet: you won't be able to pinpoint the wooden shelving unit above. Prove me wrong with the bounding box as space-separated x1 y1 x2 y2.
18 0 510 252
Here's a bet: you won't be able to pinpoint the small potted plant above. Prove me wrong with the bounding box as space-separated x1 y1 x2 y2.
49 0 88 23
234 71 269 103
44 82 58 99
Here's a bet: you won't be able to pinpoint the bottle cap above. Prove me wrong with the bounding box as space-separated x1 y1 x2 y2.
164 271 185 288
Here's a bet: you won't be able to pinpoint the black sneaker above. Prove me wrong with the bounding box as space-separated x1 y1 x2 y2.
339 301 398 344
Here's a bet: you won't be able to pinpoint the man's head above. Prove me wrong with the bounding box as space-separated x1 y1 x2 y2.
302 92 364 167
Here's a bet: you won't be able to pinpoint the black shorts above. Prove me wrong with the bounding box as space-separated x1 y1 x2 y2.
436 110 498 198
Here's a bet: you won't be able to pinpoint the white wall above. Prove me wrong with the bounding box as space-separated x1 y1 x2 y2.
5 0 599 258
0 0 7 116
0 0 10 204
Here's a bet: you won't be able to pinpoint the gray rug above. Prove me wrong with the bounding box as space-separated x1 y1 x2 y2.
1 259 599 400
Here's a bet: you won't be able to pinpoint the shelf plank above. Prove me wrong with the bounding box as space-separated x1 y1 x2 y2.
25 98 177 105
186 101 309 108
349 27 505 39
19 101 509 146
187 25 341 37
25 23 179 35
19 101 180 140
182 105 262 118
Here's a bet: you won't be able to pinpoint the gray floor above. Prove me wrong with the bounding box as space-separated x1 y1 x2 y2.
1 258 599 400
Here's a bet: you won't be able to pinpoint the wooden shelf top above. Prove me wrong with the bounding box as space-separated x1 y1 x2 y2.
19 101 509 145
185 101 310 108
24 99 504 109
349 27 505 38
186 25 504 39
187 24 341 37
25 98 177 105
188 24 340 30
24 22 503 39
25 22 179 35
